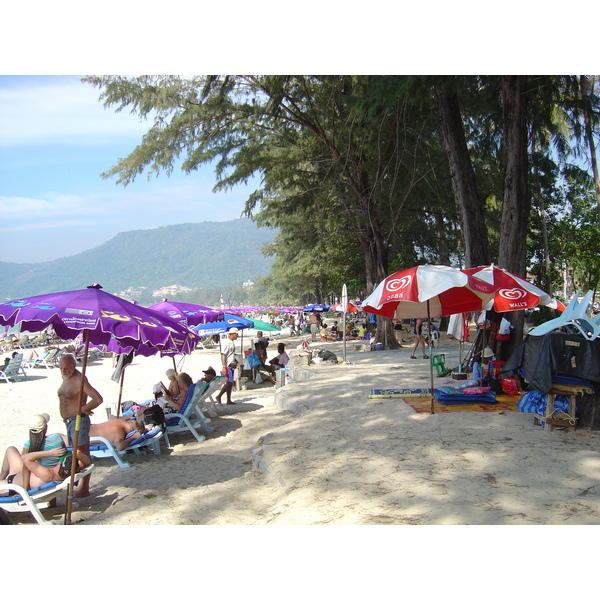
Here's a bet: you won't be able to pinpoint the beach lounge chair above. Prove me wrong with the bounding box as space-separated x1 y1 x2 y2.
87 426 164 468
16 335 34 349
162 377 223 447
0 465 94 525
0 353 27 383
25 348 59 369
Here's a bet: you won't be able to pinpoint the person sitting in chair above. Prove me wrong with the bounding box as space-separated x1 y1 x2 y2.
269 343 290 378
1 413 90 495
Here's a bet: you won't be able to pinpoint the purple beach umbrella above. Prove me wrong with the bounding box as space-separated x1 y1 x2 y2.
0 284 199 523
147 299 224 327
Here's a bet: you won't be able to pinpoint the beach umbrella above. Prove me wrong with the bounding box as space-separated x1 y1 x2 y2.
462 265 565 313
194 314 253 355
363 265 496 414
147 300 224 327
331 302 359 313
0 284 199 523
193 314 253 336
244 318 281 332
447 312 470 368
303 304 331 312
362 265 495 320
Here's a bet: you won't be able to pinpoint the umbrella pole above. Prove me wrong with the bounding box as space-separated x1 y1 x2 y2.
428 301 435 415
116 367 125 418
343 311 347 362
65 329 90 525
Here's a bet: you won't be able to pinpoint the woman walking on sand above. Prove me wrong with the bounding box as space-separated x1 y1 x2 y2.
410 318 429 359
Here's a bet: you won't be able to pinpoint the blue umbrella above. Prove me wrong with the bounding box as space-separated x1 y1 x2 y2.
303 304 331 312
194 314 253 336
194 313 254 356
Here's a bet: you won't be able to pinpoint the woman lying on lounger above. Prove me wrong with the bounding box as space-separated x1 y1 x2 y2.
0 413 90 495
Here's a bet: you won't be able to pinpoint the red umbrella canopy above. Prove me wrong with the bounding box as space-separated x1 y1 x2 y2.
362 265 496 319
331 302 359 312
462 265 564 312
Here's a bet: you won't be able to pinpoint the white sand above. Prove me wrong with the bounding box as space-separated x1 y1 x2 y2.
2 331 600 526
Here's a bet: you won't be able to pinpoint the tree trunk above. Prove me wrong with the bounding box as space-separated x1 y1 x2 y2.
580 76 600 226
499 75 530 349
357 215 400 349
434 84 492 268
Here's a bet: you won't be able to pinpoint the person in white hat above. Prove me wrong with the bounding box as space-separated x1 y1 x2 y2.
473 347 497 383
215 327 240 404
0 413 89 495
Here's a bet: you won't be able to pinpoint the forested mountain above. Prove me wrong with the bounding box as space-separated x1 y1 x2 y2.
0 219 275 300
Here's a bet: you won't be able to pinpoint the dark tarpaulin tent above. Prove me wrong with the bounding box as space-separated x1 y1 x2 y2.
503 331 600 394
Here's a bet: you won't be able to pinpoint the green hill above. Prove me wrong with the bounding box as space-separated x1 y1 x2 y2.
0 219 275 300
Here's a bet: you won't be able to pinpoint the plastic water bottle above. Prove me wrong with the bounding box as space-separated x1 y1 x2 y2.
284 364 290 385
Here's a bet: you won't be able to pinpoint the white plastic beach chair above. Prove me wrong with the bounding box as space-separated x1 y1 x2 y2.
0 353 27 382
0 465 94 525
162 377 223 447
87 426 164 468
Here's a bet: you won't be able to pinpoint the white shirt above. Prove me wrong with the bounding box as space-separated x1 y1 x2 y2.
221 338 237 367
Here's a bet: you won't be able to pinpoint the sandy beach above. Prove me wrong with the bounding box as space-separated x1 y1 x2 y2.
2 329 600 527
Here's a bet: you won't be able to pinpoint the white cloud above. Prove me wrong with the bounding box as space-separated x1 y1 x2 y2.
0 192 110 221
0 76 148 147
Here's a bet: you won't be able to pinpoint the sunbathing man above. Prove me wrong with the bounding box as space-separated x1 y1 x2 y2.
88 419 148 452
57 353 103 497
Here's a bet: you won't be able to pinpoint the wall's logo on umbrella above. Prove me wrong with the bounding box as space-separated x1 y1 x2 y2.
499 288 527 301
385 275 412 293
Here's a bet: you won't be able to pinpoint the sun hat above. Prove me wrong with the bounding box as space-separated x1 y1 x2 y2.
29 413 50 433
229 327 240 334
203 366 216 376
483 347 495 358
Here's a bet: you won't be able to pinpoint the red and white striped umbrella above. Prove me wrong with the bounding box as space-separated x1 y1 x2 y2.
362 265 495 319
331 302 359 313
462 265 565 312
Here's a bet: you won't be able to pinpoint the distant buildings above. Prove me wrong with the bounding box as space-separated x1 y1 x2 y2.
151 284 193 298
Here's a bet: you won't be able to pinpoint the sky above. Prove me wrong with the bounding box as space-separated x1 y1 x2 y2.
1 5 593 266
0 75 256 263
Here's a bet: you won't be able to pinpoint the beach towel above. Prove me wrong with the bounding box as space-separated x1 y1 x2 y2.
369 388 434 400
434 389 497 405
517 391 570 414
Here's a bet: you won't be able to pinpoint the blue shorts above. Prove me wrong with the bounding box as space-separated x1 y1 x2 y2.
64 414 91 447
226 367 235 384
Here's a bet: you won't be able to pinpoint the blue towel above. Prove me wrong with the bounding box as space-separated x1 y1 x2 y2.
434 390 497 404
517 391 570 414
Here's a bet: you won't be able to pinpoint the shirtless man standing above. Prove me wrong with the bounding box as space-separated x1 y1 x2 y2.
57 353 103 497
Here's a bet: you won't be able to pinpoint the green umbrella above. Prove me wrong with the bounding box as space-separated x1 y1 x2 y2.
246 318 281 331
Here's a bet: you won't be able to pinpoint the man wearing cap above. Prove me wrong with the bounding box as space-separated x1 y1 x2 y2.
58 353 103 497
215 328 239 405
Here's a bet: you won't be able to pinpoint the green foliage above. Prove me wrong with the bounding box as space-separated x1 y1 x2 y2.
80 75 600 307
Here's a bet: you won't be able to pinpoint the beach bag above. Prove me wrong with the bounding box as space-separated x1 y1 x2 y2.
501 377 519 395
247 353 261 368
318 350 337 363
58 453 81 479
143 405 166 431
254 370 264 384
